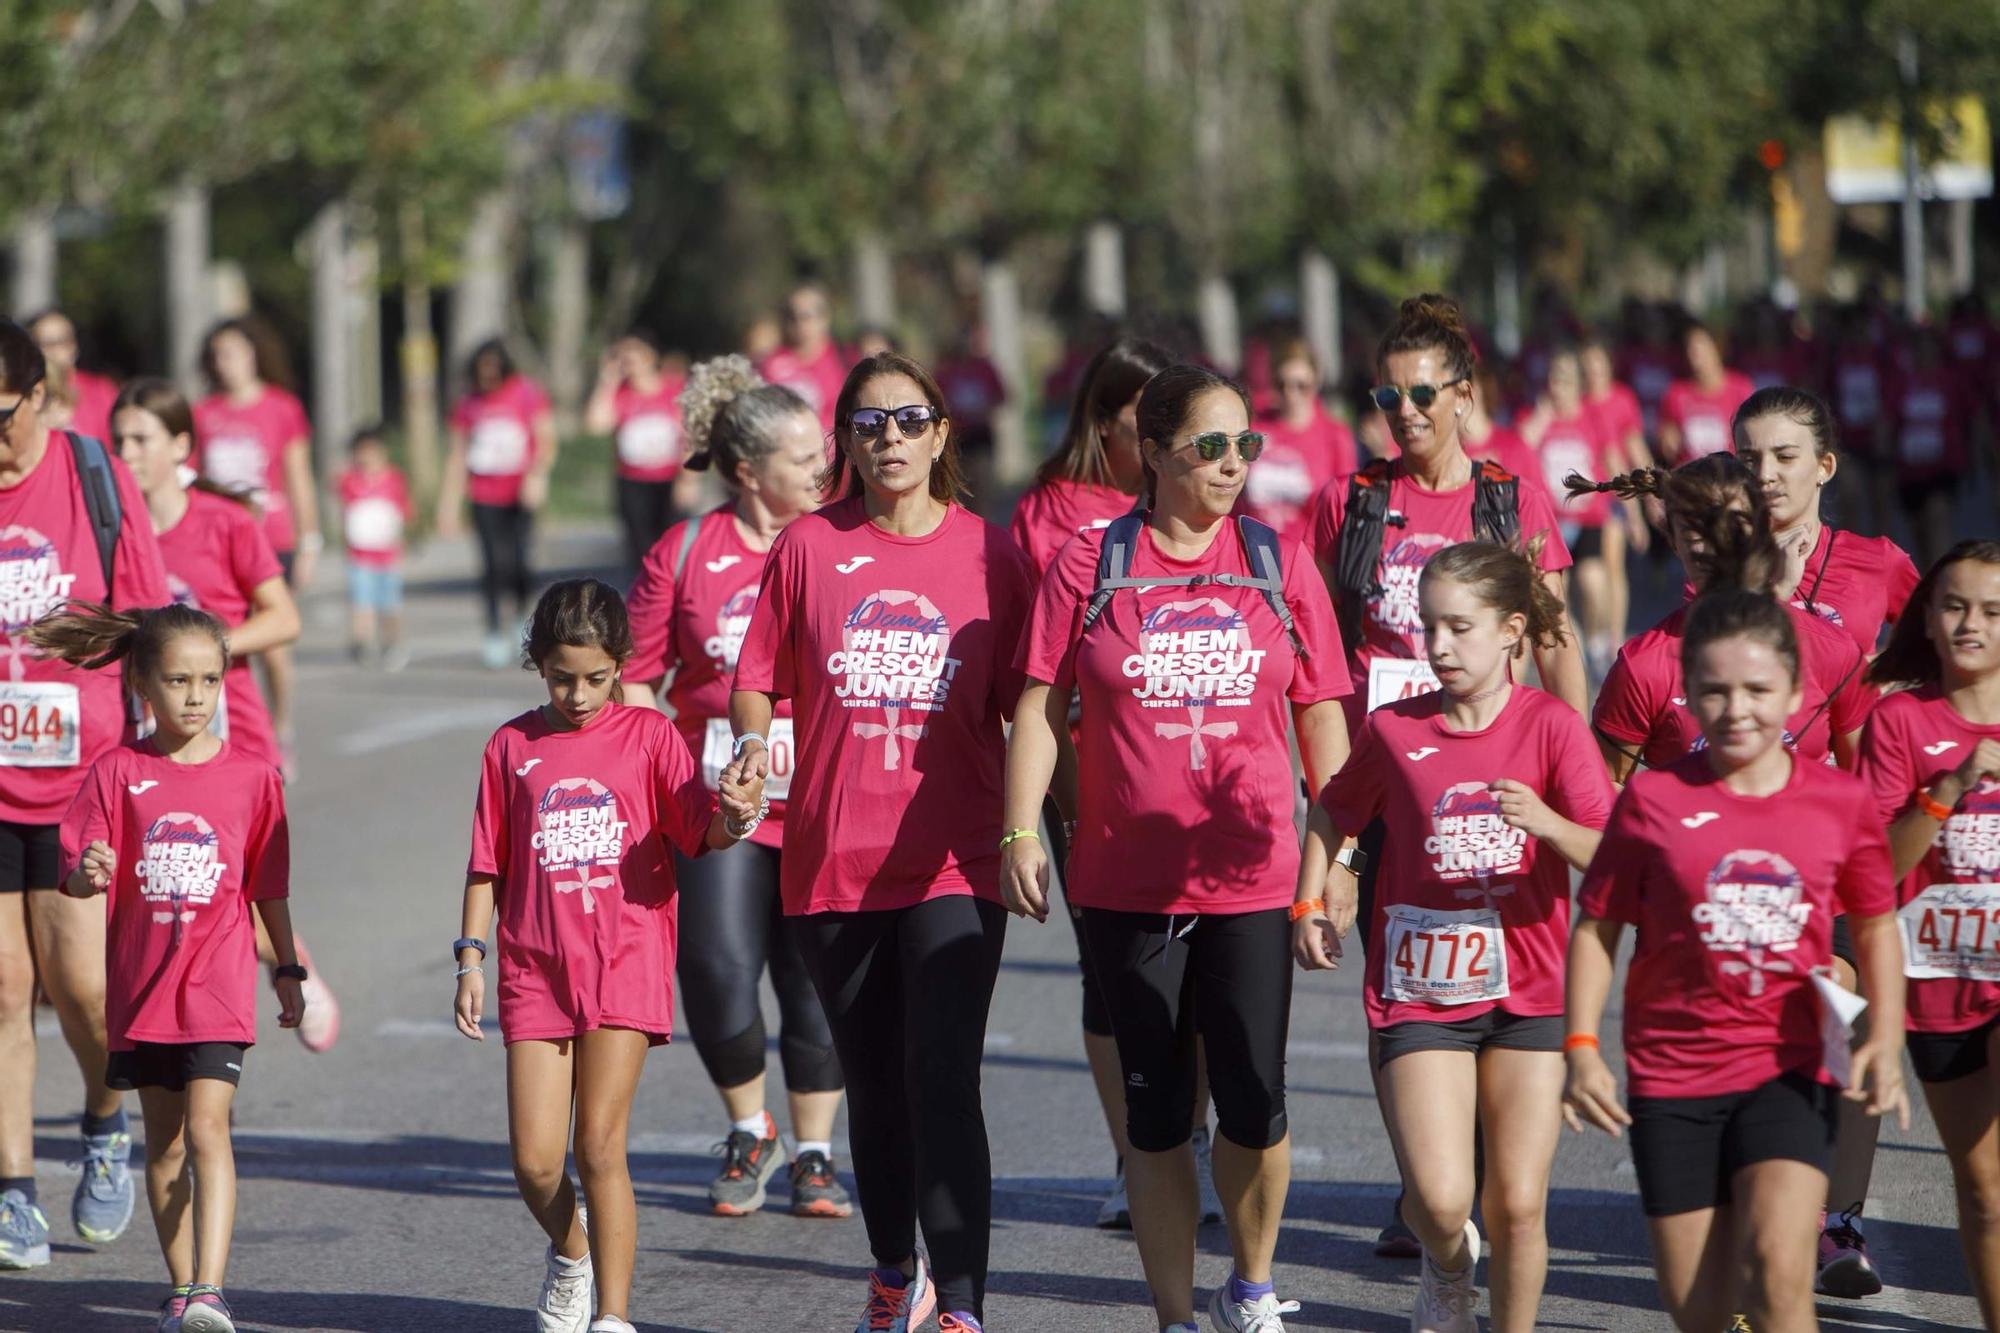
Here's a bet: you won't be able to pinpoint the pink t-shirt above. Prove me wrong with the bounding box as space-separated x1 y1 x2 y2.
733 498 1035 915
1021 522 1350 915
0 435 170 826
1531 408 1613 527
449 376 550 507
1578 753 1894 1098
1008 478 1135 580
1888 366 1972 481
60 739 288 1049
1584 382 1643 458
611 377 687 483
1321 686 1612 1028
156 490 284 770
466 703 713 1045
1463 424 1542 488
1831 348 1886 440
1791 527 1921 659
338 466 412 569
1661 372 1754 461
625 507 791 850
1592 603 1870 770
1240 406 1359 544
194 387 312 553
756 344 849 434
935 358 1007 432
71 369 119 445
1306 459 1572 707
1858 686 2000 1035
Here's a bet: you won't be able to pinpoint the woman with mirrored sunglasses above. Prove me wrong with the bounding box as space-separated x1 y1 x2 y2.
1005 364 1352 1333
727 352 1035 1333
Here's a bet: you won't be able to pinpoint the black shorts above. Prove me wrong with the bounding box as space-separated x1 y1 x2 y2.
1569 525 1606 563
1628 1071 1838 1217
1909 1014 2000 1084
0 820 62 893
1373 1010 1565 1070
277 549 297 583
1831 914 1856 969
106 1042 248 1092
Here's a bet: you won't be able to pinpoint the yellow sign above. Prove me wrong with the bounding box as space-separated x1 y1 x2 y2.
1824 97 1992 203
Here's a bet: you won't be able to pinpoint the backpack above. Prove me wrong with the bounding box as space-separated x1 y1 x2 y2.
1080 510 1307 658
670 510 705 580
67 431 122 589
1331 457 1521 648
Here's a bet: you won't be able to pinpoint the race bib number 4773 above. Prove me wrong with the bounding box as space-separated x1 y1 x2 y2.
1900 882 2000 981
1382 903 1508 1005
0 681 80 767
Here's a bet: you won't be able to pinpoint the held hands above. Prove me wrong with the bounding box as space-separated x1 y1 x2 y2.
273 976 305 1030
64 841 116 898
1846 1036 1912 1130
718 766 767 835
453 968 486 1041
1490 779 1558 841
720 738 771 790
1561 1046 1633 1138
1001 835 1050 923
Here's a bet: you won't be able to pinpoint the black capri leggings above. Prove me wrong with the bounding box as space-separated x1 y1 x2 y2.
1082 906 1293 1154
674 841 841 1094
470 501 533 632
795 894 1007 1321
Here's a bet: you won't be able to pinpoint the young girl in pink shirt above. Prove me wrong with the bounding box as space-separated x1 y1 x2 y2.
453 578 765 1333
34 601 304 1333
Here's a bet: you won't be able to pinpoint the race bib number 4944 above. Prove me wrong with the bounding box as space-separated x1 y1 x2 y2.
1901 883 2000 981
1382 903 1508 1005
0 681 80 767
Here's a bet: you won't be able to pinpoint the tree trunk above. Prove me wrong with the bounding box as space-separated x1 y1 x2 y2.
164 179 212 398
11 210 56 316
1950 197 1975 296
1084 221 1125 318
980 257 1027 484
852 231 896 334
309 201 352 503
1196 271 1241 374
544 216 590 434
1300 247 1340 386
451 191 514 380
399 202 441 506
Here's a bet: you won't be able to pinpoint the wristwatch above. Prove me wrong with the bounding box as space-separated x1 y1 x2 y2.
273 963 308 983
453 936 488 960
1334 846 1369 877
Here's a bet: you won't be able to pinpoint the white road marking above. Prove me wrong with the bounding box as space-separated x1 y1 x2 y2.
337 701 520 756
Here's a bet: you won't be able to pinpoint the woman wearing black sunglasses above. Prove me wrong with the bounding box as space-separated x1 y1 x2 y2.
727 351 1034 1333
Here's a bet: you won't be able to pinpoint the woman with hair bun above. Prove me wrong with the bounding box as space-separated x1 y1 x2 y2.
621 357 850 1222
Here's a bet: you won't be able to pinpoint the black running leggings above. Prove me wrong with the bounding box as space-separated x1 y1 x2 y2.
615 475 678 571
1082 906 1293 1154
470 501 533 632
674 841 841 1094
794 894 1007 1320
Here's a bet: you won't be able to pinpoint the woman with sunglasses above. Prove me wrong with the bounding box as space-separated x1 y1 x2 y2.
1240 338 1358 546
1005 363 1350 1333
727 352 1034 1333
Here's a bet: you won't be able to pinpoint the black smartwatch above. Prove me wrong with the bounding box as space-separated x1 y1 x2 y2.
273 963 308 983
1333 845 1369 878
453 936 488 960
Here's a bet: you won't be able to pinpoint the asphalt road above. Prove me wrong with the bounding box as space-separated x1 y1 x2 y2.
5 519 1989 1332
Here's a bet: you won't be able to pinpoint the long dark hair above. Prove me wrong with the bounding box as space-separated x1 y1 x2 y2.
112 378 258 512
201 315 297 393
0 320 45 396
1567 453 1780 594
820 352 968 505
524 578 634 677
28 601 230 676
1870 541 2000 689
1040 337 1173 490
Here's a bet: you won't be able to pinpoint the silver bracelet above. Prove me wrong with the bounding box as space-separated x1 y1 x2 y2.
454 965 483 979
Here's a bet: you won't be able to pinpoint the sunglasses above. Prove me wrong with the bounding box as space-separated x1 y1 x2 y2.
0 374 42 430
1183 430 1265 462
849 404 942 439
1370 378 1468 412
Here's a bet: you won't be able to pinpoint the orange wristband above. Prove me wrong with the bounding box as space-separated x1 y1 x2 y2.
1290 898 1326 922
1563 1033 1600 1052
1917 787 1955 821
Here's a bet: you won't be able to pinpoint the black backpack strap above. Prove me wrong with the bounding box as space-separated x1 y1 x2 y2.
67 431 121 589
1332 459 1395 649
1081 510 1147 633
670 510 705 581
1791 636 1866 753
1234 515 1307 658
1470 458 1521 546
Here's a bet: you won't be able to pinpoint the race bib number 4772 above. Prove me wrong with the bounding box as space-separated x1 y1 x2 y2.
1900 883 2000 981
1382 903 1509 1005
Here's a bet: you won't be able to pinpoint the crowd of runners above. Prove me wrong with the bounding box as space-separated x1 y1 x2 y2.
0 280 1996 1333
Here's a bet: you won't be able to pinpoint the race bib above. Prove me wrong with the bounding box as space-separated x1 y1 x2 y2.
203 436 271 506
1381 903 1508 1005
1683 415 1730 459
617 414 681 469
345 496 404 552
1368 657 1440 712
0 681 81 767
702 717 793 803
467 418 529 476
1900 882 2000 981
1900 424 1945 467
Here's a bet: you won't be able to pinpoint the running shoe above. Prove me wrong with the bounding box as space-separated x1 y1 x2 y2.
1192 1126 1224 1226
1207 1284 1302 1332
854 1256 935 1333
790 1149 854 1218
0 1189 50 1269
1728 1318 1754 1333
710 1116 782 1216
179 1287 235 1333
587 1321 635 1333
535 1244 594 1333
1411 1220 1480 1333
1095 1158 1131 1230
156 1284 192 1333
1375 1203 1422 1260
1816 1204 1883 1298
295 968 341 1053
382 643 411 673
938 1316 983 1332
74 1127 136 1242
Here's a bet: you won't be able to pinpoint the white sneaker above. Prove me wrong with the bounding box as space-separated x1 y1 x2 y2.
1192 1126 1224 1225
535 1244 594 1333
1411 1220 1481 1333
587 1321 635 1333
1095 1160 1131 1229
1207 1284 1301 1332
